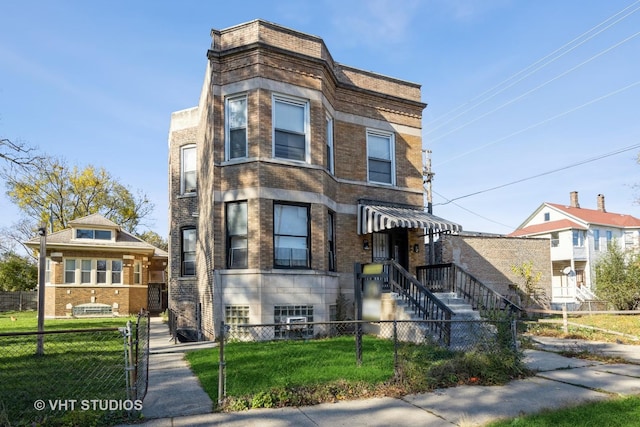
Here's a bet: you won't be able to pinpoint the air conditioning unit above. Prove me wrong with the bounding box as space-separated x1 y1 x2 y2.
285 316 307 330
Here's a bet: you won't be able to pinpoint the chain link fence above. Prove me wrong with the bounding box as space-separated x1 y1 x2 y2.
0 311 150 426
217 318 518 405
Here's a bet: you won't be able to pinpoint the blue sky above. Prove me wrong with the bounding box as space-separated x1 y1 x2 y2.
1 0 639 238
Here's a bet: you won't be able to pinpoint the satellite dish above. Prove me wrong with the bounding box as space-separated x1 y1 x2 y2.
562 267 572 275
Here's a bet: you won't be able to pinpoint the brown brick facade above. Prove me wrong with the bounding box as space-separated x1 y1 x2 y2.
168 20 432 339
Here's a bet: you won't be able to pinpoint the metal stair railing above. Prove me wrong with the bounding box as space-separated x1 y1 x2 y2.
416 263 522 318
358 260 453 345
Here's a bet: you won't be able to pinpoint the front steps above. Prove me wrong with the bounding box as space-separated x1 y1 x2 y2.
381 292 496 350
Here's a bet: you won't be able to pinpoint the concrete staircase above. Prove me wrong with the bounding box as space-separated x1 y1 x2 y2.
381 291 495 350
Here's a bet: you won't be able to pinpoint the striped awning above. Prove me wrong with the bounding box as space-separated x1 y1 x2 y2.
357 203 462 235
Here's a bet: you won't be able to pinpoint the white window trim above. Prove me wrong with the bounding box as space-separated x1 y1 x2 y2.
366 128 395 185
326 114 334 174
225 94 248 161
63 258 124 285
180 144 197 195
272 94 310 163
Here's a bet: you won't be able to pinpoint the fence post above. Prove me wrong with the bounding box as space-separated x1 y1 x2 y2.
218 320 226 406
393 319 398 375
354 263 363 366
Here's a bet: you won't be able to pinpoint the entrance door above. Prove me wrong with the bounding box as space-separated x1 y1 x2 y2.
372 230 409 270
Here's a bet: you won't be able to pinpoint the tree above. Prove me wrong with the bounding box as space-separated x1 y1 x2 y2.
594 243 640 310
2 155 154 234
0 251 37 291
511 261 544 308
137 230 168 252
0 137 42 168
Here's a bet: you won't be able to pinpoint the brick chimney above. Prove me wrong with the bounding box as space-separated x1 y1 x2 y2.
597 194 606 212
570 191 580 208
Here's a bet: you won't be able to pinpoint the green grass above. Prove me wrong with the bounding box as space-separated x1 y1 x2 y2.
525 314 640 344
0 310 136 426
487 395 640 427
186 334 528 411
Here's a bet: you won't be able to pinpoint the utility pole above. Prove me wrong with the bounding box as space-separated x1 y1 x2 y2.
36 225 46 356
423 150 435 265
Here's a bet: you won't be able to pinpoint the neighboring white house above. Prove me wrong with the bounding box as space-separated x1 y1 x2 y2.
509 191 640 307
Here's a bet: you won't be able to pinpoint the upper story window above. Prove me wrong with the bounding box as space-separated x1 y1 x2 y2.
325 115 334 174
181 227 196 276
550 231 559 248
606 230 613 246
226 95 247 160
593 229 600 251
274 203 310 268
367 129 395 185
543 212 550 221
273 95 309 162
573 230 585 247
181 145 197 194
226 201 248 269
76 229 112 240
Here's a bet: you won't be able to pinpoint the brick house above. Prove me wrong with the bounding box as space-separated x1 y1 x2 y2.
168 20 460 339
509 191 640 306
25 213 168 318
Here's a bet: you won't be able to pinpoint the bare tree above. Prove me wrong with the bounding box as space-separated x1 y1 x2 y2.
0 137 42 168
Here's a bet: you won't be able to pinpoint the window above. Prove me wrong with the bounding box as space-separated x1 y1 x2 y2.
225 305 249 325
367 130 394 184
573 230 585 247
181 145 197 194
64 260 76 284
593 229 600 251
76 229 111 240
181 227 196 276
274 305 313 339
325 115 334 174
45 259 51 284
624 231 636 248
62 258 124 285
226 201 248 269
328 211 336 271
111 260 122 284
551 231 559 248
273 96 308 162
226 95 247 159
543 212 550 221
97 260 107 283
133 262 141 284
81 260 92 284
274 204 310 268
606 230 613 246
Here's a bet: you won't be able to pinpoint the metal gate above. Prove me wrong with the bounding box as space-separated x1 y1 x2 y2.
147 283 166 314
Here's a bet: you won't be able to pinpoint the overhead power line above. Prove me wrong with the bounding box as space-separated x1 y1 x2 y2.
434 143 640 206
426 0 640 138
430 29 640 145
436 79 640 166
432 190 516 230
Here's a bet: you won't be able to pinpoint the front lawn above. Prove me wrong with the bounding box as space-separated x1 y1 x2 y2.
487 395 640 427
0 310 136 426
525 314 640 344
186 334 528 411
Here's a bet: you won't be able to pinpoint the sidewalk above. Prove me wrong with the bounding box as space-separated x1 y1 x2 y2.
119 319 640 426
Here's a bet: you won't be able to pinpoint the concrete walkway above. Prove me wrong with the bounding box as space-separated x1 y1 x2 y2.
117 319 640 426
